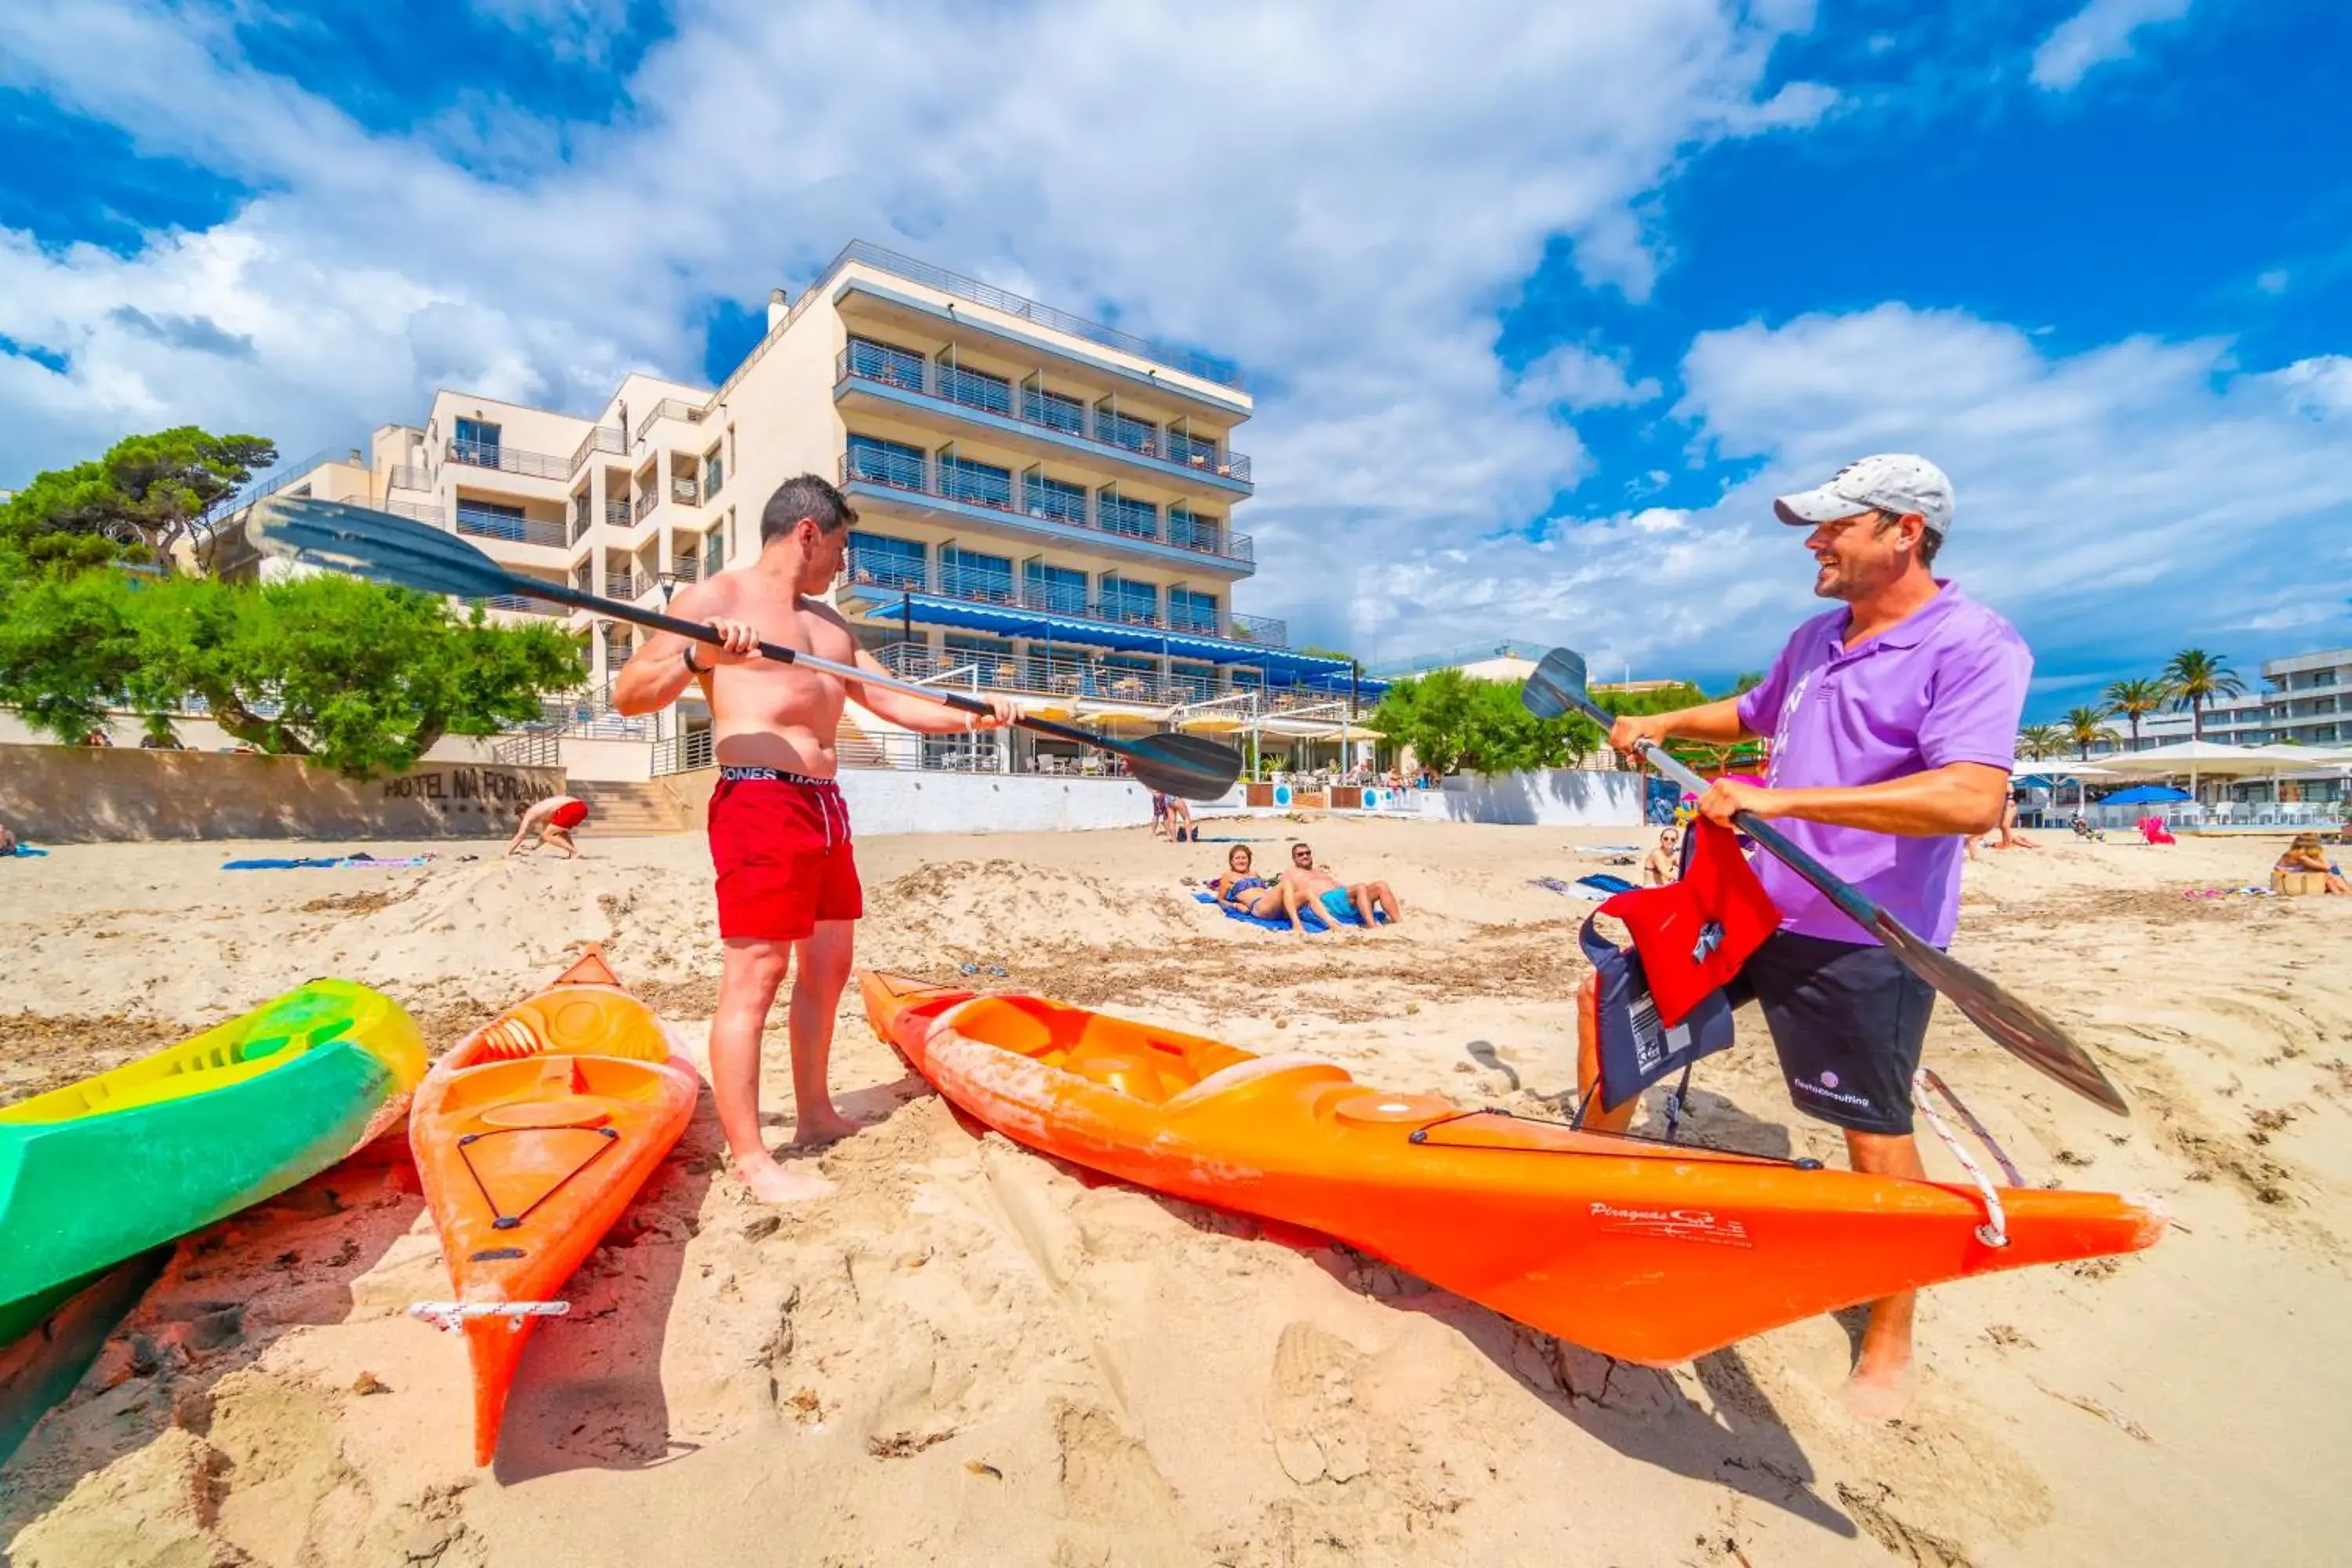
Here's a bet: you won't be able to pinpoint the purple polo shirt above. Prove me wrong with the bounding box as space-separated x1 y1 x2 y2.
1734 582 2030 947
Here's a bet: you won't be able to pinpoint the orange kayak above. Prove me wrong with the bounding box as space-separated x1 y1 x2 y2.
860 972 2165 1365
410 949 699 1465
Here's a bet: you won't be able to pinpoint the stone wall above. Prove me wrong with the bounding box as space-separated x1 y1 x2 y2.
658 766 1153 836
0 746 565 842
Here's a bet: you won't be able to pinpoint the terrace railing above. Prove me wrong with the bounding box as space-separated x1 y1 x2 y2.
837 350 1252 485
569 426 626 473
840 548 1282 645
633 398 708 440
454 506 568 549
447 439 568 481
837 450 1254 566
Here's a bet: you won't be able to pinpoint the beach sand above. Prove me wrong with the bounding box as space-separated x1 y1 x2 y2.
3 820 2348 1566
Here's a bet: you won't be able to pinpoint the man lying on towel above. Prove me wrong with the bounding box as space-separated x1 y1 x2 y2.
1279 841 1403 926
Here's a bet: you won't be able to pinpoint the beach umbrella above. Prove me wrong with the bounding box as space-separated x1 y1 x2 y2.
2099 784 2193 807
2089 739 2274 800
2009 757 2110 813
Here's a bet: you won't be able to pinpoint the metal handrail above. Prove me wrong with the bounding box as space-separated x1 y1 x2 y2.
837 350 1253 485
603 498 631 526
447 439 567 480
569 426 626 472
633 398 708 440
388 465 433 492
837 450 1254 566
456 506 567 549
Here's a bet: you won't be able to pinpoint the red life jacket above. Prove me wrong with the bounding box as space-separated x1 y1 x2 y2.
1596 819 1780 1027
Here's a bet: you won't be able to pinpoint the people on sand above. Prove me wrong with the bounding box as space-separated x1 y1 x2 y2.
1279 841 1403 926
1606 454 2027 1422
1987 795 2038 851
505 794 590 859
0 822 16 857
614 474 1015 1203
1643 824 1685 887
1152 790 1196 843
2276 833 2350 895
1208 844 1308 933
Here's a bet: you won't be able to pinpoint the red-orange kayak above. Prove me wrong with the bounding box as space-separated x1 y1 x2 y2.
860 972 2165 1365
410 949 699 1465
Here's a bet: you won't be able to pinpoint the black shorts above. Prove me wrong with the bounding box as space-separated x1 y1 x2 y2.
1723 929 1935 1137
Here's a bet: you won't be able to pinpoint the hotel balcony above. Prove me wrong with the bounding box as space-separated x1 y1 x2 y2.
866 641 1352 713
837 546 1287 651
568 425 626 474
455 502 568 550
446 437 569 482
837 448 1253 572
836 343 1252 497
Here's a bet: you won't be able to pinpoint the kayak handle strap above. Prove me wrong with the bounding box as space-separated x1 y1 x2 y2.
1911 1070 2009 1249
410 1300 572 1334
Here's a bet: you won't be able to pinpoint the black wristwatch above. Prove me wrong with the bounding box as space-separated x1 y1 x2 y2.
682 646 707 675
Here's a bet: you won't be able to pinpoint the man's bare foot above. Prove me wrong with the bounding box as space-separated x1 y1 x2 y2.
733 1152 837 1203
1841 1359 1915 1422
787 1109 860 1149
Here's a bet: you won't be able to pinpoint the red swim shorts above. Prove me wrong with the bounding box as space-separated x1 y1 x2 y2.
548 799 590 830
706 770 863 942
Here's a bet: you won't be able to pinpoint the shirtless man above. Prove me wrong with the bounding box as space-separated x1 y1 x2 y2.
614 474 1014 1201
1278 841 1402 926
505 793 589 858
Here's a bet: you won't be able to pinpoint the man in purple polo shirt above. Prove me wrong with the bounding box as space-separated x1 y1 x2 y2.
1609 453 2028 1419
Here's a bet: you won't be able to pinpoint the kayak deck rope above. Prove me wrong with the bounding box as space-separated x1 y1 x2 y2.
409 1300 571 1334
1912 1069 2011 1249
456 1123 622 1230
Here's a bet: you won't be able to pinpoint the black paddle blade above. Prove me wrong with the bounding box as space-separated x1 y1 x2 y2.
1876 920 2129 1114
249 495 524 601
1118 731 1243 800
1522 647 1597 722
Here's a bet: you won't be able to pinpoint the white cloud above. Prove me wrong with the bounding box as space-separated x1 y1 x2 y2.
2030 0 2194 92
1515 344 1663 413
2256 268 2290 295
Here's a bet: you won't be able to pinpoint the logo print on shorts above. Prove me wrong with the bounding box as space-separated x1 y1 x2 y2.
1820 1069 1841 1090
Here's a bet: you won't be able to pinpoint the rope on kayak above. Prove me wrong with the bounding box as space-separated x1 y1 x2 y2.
409 1301 571 1334
457 1124 622 1230
1912 1069 2009 1249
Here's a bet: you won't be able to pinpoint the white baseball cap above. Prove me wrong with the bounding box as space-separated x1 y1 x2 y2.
1773 454 1955 537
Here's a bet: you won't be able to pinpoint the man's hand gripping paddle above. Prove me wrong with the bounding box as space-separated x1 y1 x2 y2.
1523 646 2129 1114
249 495 1244 800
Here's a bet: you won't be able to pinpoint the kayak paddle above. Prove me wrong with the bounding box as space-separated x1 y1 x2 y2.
1523 645 2129 1115
247 495 1245 800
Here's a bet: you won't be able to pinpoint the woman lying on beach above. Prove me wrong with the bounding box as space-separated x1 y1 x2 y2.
2277 833 2350 895
1208 844 1308 933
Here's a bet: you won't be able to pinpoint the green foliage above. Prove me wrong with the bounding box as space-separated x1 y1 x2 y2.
2102 677 2171 744
2061 705 2118 759
1 426 276 570
2161 648 2246 738
1296 644 1359 666
2016 723 2067 760
0 571 579 777
1368 669 1599 775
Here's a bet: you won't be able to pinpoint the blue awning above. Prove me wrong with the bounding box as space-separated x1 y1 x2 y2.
856 592 1367 688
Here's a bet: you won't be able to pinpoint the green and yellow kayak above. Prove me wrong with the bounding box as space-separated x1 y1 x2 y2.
0 981 426 1346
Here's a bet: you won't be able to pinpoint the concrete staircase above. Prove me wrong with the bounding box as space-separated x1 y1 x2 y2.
569 779 691 834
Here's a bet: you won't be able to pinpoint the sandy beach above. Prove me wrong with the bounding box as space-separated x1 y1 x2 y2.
4 818 2349 1566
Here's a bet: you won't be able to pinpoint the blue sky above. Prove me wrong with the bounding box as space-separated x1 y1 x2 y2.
3 0 2349 719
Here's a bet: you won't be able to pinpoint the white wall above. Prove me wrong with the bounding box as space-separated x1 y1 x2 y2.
837 769 1152 834
1418 768 1643 827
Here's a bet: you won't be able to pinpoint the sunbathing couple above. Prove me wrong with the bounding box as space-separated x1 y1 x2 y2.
1210 843 1402 932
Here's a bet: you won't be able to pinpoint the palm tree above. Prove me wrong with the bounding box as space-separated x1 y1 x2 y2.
2161 649 2247 739
2063 705 2118 760
2103 677 2171 750
2016 723 2067 760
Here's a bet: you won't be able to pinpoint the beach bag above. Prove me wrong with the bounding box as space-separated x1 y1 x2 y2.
1575 911 1736 1118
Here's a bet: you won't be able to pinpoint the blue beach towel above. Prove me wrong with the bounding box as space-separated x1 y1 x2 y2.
3 845 49 858
1192 891 1389 931
222 854 435 871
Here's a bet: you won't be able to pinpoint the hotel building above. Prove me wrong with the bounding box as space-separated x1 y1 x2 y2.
216 243 1365 775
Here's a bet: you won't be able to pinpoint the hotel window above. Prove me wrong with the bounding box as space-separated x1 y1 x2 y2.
942 546 1014 604
1023 560 1087 616
1100 576 1160 626
1168 588 1218 635
848 532 926 590
942 455 1013 510
455 499 527 543
453 418 501 464
703 443 724 499
1168 506 1221 553
1023 471 1087 527
938 360 1012 417
846 434 924 490
1100 492 1160 540
1023 383 1085 435
846 336 926 392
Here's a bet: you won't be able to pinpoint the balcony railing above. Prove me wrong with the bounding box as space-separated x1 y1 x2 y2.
866 641 1339 712
838 450 1254 566
633 398 709 440
837 350 1252 485
388 465 432 492
447 439 568 480
470 593 545 614
671 475 702 506
840 549 1283 647
605 570 643 601
386 499 444 524
455 506 568 548
604 498 631 526
569 426 626 473
633 490 655 521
